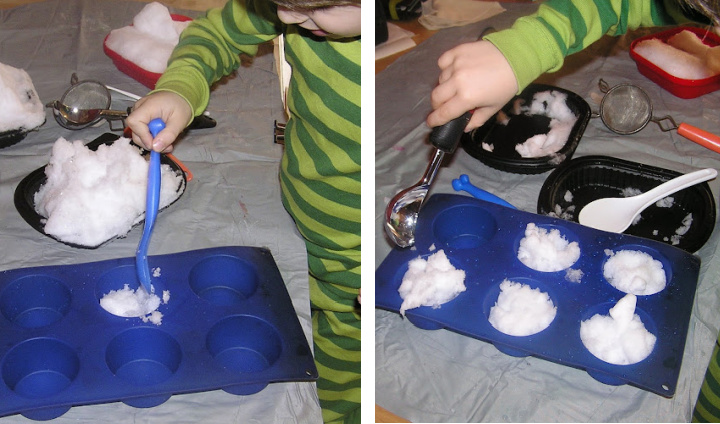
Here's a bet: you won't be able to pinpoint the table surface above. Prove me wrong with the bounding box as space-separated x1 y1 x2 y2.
376 2 720 423
0 0 320 422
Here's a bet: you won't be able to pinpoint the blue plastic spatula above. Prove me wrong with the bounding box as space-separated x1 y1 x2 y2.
135 118 165 293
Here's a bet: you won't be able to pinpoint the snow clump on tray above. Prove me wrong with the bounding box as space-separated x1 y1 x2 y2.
0 62 45 133
580 293 656 365
34 137 185 247
602 249 666 295
398 249 466 316
517 223 581 272
515 91 578 158
488 279 556 336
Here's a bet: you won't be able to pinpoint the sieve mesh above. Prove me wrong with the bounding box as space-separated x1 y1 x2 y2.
599 85 652 135
61 82 111 112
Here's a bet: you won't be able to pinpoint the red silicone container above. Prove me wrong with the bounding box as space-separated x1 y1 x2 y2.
629 26 720 99
103 14 192 89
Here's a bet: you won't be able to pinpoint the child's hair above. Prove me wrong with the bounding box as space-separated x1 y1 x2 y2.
270 0 360 10
682 0 720 25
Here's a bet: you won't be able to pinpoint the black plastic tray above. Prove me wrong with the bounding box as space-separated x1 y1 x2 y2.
14 133 187 249
461 83 591 174
537 156 716 252
1 128 31 149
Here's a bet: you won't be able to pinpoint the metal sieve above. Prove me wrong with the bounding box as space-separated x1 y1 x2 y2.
597 79 720 154
46 74 126 130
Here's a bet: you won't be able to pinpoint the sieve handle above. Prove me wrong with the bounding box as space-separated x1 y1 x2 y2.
677 123 720 154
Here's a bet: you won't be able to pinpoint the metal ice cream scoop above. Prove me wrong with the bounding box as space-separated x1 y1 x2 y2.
384 112 472 247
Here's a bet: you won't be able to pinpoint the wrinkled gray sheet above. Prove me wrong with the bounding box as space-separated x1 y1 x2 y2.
376 3 720 422
0 1 321 422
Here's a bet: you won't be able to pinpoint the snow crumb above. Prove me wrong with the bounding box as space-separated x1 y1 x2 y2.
565 268 584 283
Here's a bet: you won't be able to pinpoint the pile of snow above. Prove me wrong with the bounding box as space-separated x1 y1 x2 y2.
0 62 45 133
105 2 191 73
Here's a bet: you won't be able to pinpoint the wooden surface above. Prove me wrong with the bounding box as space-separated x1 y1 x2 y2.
376 19 437 74
376 404 412 423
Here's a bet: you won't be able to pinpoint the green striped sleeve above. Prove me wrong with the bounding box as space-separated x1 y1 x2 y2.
154 0 282 116
484 0 686 93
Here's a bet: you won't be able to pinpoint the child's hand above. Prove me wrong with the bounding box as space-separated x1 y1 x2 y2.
126 91 193 153
427 40 518 132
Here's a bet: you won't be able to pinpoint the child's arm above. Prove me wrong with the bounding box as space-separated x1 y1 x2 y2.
127 0 282 151
427 0 684 131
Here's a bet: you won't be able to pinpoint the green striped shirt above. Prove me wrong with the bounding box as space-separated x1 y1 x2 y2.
154 0 361 296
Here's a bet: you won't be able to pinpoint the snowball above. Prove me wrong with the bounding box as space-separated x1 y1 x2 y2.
398 250 466 315
517 223 581 272
603 250 666 295
580 294 656 365
488 279 556 336
105 2 191 73
99 284 170 325
0 62 45 133
34 137 184 247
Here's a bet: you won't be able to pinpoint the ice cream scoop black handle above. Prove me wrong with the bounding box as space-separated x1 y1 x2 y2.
429 111 472 153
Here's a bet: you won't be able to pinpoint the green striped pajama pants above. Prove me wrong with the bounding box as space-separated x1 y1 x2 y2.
694 338 720 421
279 123 361 424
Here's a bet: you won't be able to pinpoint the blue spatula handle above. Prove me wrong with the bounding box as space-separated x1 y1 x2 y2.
452 174 516 209
136 118 165 293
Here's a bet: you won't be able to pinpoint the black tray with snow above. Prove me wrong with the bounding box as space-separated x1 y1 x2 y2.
538 155 716 253
14 133 187 249
461 84 591 174
0 246 317 421
376 193 701 397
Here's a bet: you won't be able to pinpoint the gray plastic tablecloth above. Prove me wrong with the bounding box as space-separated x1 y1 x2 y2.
376 3 720 422
0 0 321 422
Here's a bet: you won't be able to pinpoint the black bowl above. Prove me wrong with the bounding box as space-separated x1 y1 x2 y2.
537 155 716 253
462 83 591 174
14 133 187 249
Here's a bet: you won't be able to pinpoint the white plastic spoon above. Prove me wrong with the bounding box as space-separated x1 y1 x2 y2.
578 168 717 233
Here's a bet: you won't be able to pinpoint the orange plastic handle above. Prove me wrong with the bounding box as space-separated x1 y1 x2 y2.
678 123 720 154
166 153 193 182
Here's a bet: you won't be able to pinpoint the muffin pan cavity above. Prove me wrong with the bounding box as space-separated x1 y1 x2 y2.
0 246 317 420
376 194 701 397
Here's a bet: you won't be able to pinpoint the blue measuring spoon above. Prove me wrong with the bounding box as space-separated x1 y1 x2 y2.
135 118 165 293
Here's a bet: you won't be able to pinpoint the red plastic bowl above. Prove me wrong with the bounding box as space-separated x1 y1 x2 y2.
103 14 192 89
629 26 720 99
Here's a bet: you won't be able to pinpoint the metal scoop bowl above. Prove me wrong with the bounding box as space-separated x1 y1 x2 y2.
385 112 471 248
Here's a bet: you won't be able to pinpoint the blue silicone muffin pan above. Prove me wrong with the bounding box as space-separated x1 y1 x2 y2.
376 193 701 397
0 246 317 420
